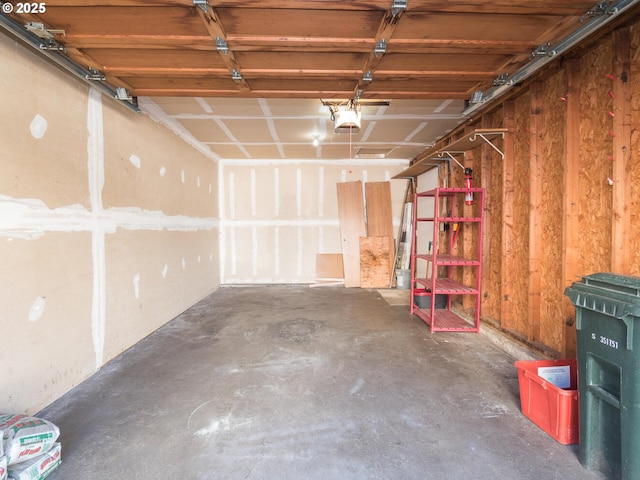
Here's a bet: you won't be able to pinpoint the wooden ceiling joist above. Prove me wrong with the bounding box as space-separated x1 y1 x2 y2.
2 0 619 101
195 3 249 92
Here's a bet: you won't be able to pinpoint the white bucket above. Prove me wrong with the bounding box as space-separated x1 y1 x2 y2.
395 269 410 290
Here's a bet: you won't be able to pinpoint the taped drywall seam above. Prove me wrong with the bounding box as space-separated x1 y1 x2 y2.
218 162 226 284
137 97 220 162
0 197 217 239
296 168 302 217
230 226 237 275
274 167 280 216
252 226 258 276
228 172 235 219
219 158 408 167
88 87 106 370
296 227 303 276
318 166 324 218
250 169 256 216
259 98 285 158
224 219 339 227
274 227 280 275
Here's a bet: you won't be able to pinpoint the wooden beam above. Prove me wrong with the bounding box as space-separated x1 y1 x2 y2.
528 82 543 344
227 36 374 52
611 27 632 273
60 34 217 50
462 125 476 311
562 58 581 359
102 67 231 76
480 113 493 316
387 38 536 52
501 100 515 331
354 5 405 96
195 4 250 93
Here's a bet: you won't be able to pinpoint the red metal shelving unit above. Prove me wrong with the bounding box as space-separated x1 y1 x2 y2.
410 187 485 332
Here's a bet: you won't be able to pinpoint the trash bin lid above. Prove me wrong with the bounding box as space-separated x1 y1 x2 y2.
565 273 640 319
582 273 640 297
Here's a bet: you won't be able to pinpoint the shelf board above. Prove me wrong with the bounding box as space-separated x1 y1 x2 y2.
414 277 478 293
439 216 482 223
436 278 478 293
431 309 479 332
392 129 507 179
413 308 479 332
414 254 479 266
432 128 506 155
414 278 431 288
417 187 484 197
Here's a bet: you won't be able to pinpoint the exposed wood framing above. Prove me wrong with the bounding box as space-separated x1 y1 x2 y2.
462 126 476 311
501 100 515 332
528 82 543 344
540 70 567 355
480 113 494 316
563 58 581 358
4 0 607 99
354 5 405 97
195 4 250 93
612 27 632 273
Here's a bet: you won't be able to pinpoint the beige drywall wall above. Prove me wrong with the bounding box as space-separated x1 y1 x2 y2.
0 34 219 414
219 161 409 283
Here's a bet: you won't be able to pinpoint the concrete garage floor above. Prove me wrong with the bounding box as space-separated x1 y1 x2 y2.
40 286 605 480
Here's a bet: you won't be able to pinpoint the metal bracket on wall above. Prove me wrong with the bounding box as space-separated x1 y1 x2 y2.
473 132 506 158
437 151 466 170
436 130 506 165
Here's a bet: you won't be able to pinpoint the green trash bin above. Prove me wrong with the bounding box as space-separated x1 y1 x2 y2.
565 273 640 480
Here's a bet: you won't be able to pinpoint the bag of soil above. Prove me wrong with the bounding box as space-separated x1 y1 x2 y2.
0 415 59 466
7 443 60 480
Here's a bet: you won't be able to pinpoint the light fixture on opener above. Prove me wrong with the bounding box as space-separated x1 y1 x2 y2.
333 110 361 134
326 99 361 134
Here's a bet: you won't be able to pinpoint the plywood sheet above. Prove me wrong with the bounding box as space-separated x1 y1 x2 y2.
315 253 344 279
365 181 395 282
337 181 367 287
365 182 394 239
360 236 391 288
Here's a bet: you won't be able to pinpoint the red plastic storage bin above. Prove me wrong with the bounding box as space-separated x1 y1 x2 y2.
514 358 579 445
